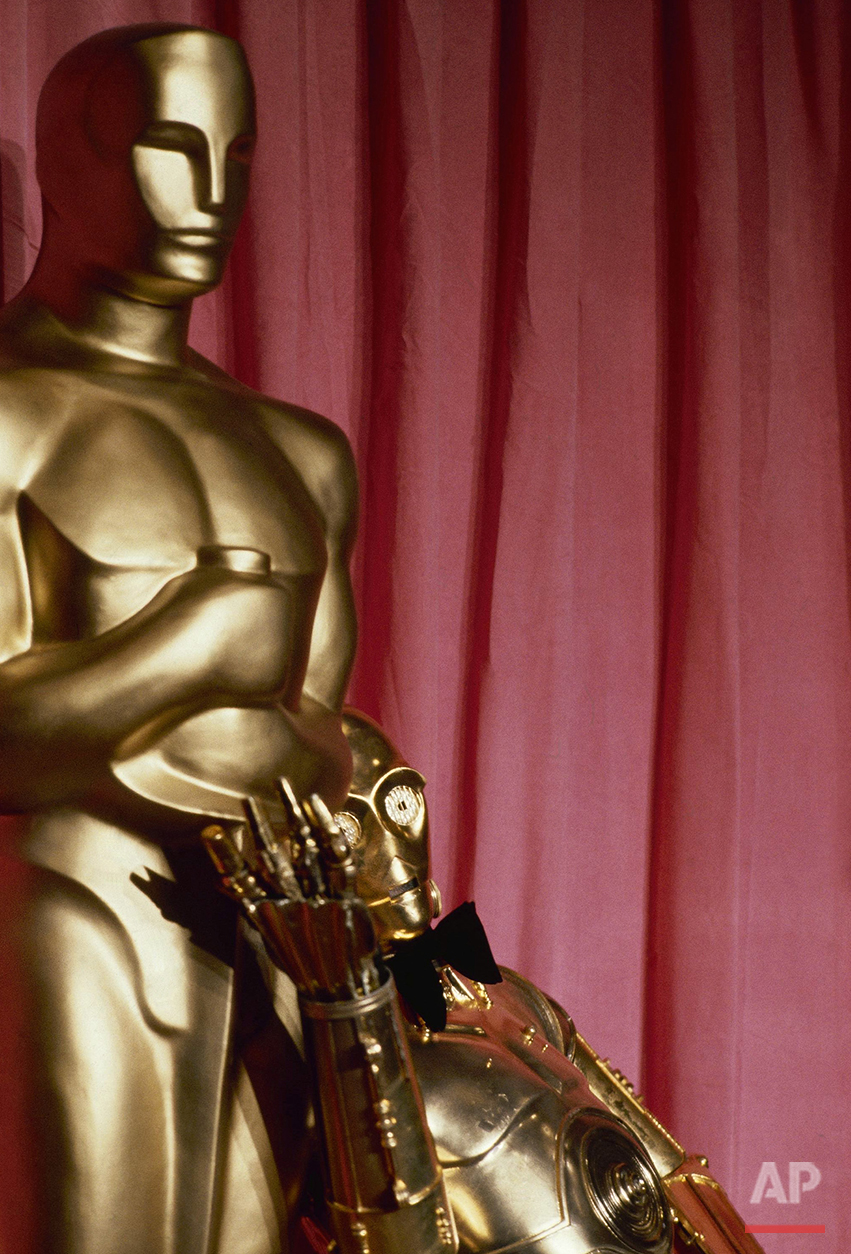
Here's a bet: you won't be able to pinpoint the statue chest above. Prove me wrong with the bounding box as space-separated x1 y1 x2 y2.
17 381 326 638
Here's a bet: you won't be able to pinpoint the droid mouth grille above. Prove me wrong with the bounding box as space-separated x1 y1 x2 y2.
582 1125 669 1251
388 877 419 900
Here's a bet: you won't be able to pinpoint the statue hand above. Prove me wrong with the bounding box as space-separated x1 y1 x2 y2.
155 562 303 703
202 782 382 1001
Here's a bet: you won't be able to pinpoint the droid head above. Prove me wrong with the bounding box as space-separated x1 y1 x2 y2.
335 710 442 949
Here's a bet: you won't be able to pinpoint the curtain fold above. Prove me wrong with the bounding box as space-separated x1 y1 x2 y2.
1 0 847 1242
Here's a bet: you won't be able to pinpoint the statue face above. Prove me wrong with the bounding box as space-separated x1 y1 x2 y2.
128 32 255 294
336 713 441 948
36 28 256 303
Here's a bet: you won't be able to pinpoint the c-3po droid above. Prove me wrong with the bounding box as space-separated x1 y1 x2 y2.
202 710 763 1254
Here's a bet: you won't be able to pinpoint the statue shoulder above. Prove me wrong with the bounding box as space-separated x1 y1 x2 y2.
258 398 357 544
187 351 358 545
0 362 74 493
0 362 73 657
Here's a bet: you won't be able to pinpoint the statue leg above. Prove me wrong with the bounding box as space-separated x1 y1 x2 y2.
2 813 238 1254
217 943 314 1254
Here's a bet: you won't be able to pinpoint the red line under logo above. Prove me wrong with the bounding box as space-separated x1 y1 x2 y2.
746 1226 825 1234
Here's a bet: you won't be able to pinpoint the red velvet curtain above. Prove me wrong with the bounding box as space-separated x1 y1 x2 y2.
1 0 848 1244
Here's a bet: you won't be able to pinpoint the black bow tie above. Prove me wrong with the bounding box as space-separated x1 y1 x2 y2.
385 900 501 1031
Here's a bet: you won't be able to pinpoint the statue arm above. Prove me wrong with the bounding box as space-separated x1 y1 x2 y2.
260 405 359 712
0 557 300 809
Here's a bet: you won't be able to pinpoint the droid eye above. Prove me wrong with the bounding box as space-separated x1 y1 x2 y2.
384 784 423 827
334 811 363 849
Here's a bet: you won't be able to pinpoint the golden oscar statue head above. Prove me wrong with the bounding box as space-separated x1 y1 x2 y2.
32 24 255 308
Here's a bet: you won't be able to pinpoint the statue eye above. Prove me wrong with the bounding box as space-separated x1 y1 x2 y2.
135 121 207 157
334 812 362 849
384 785 423 827
227 134 255 164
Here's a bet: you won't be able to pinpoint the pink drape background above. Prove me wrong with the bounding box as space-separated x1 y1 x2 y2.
1 0 848 1246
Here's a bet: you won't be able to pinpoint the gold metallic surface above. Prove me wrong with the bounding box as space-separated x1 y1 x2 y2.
202 788 456 1254
1 27 356 830
0 23 356 1253
409 978 672 1254
305 980 456 1254
569 1033 685 1179
323 713 763 1254
231 717 673 1254
663 1160 765 1254
337 710 435 947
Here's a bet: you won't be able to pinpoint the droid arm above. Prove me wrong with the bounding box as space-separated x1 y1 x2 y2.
202 786 457 1254
543 998 763 1254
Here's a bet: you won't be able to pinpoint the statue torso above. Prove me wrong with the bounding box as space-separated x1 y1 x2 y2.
0 329 355 829
10 364 326 631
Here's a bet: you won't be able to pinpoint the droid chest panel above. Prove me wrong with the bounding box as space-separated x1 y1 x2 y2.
408 978 672 1254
